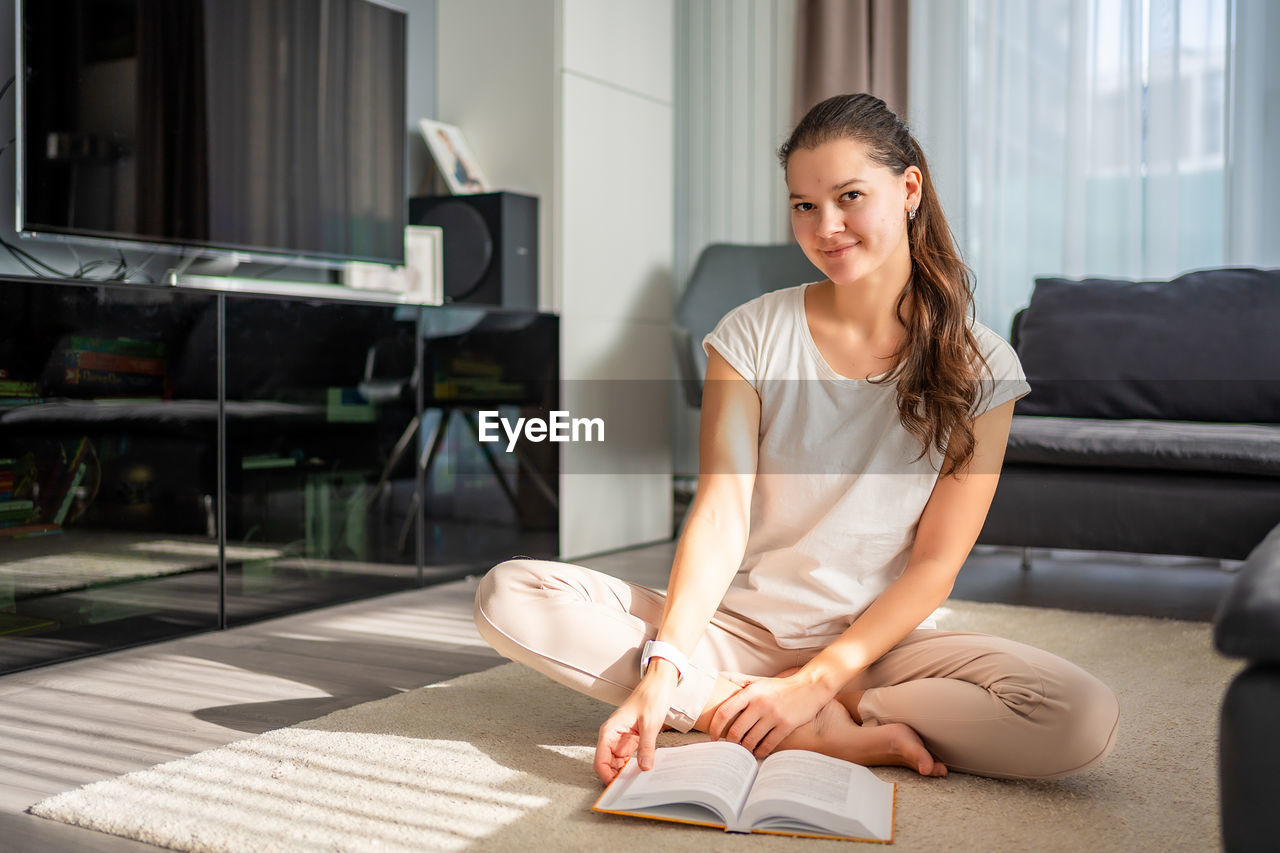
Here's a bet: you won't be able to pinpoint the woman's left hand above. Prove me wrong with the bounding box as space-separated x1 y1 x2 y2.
710 671 836 757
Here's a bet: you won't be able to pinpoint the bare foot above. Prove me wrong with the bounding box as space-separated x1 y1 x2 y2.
779 700 947 777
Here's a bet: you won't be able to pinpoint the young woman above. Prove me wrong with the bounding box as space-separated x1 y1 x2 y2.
474 93 1119 784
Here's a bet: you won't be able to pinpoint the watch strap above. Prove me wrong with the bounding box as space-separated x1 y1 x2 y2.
640 639 689 684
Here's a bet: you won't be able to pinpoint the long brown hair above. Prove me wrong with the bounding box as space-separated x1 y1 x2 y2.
778 93 989 476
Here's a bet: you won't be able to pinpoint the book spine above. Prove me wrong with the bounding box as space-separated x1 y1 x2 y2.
42 436 90 526
0 380 39 396
0 499 35 512
62 367 167 395
68 336 166 358
65 351 167 376
52 462 87 526
0 523 61 539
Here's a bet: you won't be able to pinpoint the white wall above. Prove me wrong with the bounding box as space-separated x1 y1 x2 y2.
558 0 675 558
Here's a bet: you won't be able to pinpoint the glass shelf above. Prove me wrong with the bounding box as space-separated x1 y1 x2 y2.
0 276 559 673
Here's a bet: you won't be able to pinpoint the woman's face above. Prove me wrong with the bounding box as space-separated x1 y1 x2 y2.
786 138 920 287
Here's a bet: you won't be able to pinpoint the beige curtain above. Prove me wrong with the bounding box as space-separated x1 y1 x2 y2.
793 0 910 124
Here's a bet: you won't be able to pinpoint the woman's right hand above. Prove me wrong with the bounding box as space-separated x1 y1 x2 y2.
592 350 758 785
593 661 679 784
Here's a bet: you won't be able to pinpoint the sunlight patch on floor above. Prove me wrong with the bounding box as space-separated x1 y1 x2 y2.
316 608 491 648
30 728 554 852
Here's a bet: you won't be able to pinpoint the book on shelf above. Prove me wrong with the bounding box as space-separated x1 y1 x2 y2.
26 437 91 529
62 367 167 396
593 741 896 843
67 336 167 358
52 461 88 526
0 455 36 499
0 379 39 397
49 437 92 527
64 350 167 376
0 522 61 540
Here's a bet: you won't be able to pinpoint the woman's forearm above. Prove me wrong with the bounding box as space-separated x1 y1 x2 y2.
799 558 957 694
652 494 750 655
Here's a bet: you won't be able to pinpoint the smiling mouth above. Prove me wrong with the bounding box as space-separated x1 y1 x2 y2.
821 243 858 256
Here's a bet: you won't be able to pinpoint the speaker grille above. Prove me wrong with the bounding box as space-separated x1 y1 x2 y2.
414 201 493 301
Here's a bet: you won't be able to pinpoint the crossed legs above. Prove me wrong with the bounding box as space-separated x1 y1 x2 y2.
474 558 1119 780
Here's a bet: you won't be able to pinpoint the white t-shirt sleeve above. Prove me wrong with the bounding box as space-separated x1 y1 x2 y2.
702 299 763 390
971 324 1031 417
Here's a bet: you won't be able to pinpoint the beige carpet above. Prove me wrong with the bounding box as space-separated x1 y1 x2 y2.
29 600 1240 852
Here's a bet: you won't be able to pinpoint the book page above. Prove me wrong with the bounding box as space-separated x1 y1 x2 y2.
596 741 759 824
738 750 893 841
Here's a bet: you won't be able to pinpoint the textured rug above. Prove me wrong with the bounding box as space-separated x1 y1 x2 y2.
29 600 1239 852
7 540 283 599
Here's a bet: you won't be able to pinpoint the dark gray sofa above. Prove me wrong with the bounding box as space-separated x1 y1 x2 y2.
977 267 1280 561
1214 521 1280 852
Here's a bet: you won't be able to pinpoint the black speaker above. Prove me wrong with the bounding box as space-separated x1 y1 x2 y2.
408 191 538 310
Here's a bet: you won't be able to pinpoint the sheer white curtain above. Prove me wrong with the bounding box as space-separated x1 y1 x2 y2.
909 0 1263 338
1225 0 1280 268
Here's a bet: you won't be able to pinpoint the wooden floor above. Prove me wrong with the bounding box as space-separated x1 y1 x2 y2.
0 541 1237 852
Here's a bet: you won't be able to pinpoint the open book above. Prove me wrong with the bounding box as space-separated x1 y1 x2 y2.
593 741 895 843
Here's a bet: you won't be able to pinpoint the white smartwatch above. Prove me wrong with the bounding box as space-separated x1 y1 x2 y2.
640 640 690 684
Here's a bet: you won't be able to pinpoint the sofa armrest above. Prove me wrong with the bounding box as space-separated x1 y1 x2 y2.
1214 522 1280 663
1009 307 1027 352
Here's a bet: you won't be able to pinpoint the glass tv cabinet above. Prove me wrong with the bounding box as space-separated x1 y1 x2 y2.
0 275 558 673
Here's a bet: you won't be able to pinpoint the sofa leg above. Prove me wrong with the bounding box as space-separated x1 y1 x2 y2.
1021 547 1032 571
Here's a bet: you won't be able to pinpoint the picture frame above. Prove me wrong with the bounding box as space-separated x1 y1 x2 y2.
419 118 489 195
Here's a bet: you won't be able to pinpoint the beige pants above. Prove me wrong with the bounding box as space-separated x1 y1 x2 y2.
473 558 1120 780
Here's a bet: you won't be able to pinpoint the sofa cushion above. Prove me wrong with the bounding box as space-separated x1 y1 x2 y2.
1005 416 1280 477
1014 268 1280 422
1214 523 1280 663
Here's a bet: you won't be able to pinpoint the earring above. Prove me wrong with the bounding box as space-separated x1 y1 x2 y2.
908 208 918 220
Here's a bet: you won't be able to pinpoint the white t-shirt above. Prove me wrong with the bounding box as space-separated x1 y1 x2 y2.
702 282 1030 649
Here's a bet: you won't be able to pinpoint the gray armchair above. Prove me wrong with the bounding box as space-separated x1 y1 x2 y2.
672 242 820 407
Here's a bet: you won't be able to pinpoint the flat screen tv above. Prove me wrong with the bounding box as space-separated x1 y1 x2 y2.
16 0 408 267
